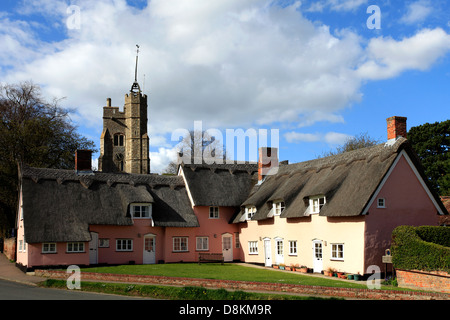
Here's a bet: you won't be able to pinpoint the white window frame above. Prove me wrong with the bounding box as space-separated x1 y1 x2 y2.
276 239 283 256
209 206 219 219
42 243 57 253
173 237 188 252
235 233 240 249
196 237 209 251
377 198 386 208
131 203 151 218
245 206 257 220
116 239 133 252
289 240 297 256
99 238 110 248
310 196 326 214
248 241 258 254
67 242 85 253
273 201 285 216
331 243 344 261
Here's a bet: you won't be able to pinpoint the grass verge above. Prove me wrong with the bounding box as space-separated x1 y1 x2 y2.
80 263 401 291
40 279 342 300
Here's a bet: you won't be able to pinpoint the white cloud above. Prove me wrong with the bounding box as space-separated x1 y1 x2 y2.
284 131 352 145
400 1 433 25
307 0 368 12
150 146 179 174
2 0 450 170
357 28 450 80
284 132 321 143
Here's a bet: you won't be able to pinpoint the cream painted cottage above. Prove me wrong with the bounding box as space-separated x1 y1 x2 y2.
15 76 448 276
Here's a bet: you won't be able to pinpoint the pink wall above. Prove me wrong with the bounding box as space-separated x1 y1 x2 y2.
23 206 242 268
90 220 165 265
26 243 89 268
364 153 440 271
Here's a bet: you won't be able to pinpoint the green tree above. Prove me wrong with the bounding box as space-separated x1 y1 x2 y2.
408 119 450 196
0 81 97 237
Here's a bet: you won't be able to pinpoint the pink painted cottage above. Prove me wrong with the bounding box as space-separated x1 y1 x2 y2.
15 79 448 275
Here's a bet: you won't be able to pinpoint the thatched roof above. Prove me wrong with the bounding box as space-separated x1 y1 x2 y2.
180 163 258 207
233 138 448 223
20 167 198 243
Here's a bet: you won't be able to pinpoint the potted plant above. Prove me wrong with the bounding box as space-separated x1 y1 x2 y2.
353 272 361 281
324 267 334 277
279 263 285 270
285 265 292 271
299 265 308 273
347 274 354 280
273 264 279 269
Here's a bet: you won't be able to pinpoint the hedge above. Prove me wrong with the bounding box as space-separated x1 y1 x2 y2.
391 225 450 273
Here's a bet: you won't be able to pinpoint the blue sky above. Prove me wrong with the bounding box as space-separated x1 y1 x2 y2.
1 0 449 172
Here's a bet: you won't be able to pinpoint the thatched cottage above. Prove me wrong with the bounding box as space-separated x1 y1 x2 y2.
15 80 448 275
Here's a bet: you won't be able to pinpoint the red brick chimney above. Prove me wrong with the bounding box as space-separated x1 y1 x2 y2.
258 147 279 183
386 116 407 141
75 149 93 173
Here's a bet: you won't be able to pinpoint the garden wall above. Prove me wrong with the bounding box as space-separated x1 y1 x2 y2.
396 269 450 293
3 237 16 261
35 269 450 300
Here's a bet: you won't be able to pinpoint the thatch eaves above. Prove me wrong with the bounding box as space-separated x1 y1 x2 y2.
20 167 197 243
181 163 258 207
233 138 426 222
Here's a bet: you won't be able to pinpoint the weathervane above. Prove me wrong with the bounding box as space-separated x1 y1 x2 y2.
131 44 141 93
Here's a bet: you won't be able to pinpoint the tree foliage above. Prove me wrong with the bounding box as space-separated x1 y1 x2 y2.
163 130 226 174
408 119 450 196
319 132 381 158
0 81 96 237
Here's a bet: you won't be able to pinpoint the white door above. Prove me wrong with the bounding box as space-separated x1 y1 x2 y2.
312 240 323 273
143 234 156 264
275 238 284 265
264 239 272 267
222 234 233 262
89 232 98 265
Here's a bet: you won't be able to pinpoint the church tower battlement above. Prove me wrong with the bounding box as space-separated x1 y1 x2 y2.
98 45 150 174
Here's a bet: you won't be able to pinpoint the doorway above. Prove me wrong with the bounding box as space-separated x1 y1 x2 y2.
312 240 323 273
89 232 98 265
222 233 233 262
143 234 156 264
264 238 272 267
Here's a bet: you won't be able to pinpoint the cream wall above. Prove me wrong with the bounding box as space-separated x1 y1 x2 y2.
239 214 366 275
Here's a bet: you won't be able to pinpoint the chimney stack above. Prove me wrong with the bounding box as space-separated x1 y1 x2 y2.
258 147 279 183
75 149 93 174
386 116 407 141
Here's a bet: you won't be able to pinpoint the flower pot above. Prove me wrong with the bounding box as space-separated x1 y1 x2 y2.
347 274 354 280
353 274 361 281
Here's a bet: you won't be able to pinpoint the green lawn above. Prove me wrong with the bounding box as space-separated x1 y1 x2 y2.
80 263 395 290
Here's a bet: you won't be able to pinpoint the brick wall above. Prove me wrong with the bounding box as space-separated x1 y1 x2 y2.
3 237 16 261
35 269 450 300
396 269 450 294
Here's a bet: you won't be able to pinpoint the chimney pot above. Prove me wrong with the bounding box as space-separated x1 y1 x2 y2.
386 116 407 141
106 98 111 107
75 149 93 174
258 147 279 183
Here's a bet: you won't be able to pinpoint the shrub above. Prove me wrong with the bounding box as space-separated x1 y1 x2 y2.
391 225 450 273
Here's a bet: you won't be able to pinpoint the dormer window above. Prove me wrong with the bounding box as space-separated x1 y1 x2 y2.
131 204 151 218
310 196 326 214
273 201 285 216
245 206 257 220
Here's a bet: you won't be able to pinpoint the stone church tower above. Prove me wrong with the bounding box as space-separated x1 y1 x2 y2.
98 47 150 174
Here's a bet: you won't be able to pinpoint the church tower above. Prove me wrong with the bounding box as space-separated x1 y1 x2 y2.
98 46 150 174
